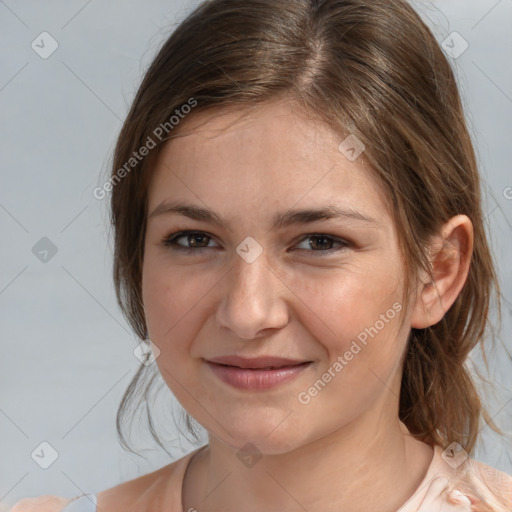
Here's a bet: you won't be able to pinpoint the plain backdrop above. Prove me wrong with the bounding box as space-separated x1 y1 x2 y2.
1 0 511 508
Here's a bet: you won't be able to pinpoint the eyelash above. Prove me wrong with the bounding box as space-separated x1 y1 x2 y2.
162 230 351 256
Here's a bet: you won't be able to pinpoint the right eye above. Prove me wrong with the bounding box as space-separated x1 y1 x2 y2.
162 230 220 252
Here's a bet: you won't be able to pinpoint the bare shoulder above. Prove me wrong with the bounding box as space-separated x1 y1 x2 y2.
95 468 165 511
10 449 200 512
96 450 197 512
9 495 71 512
8 475 165 512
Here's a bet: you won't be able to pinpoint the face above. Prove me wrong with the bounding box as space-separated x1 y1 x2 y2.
142 100 415 454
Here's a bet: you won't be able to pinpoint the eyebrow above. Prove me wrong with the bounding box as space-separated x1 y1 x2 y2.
148 201 380 230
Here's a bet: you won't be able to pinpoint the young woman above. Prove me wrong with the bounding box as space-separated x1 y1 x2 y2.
12 0 512 510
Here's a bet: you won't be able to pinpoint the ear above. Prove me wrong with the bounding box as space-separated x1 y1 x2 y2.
410 215 473 329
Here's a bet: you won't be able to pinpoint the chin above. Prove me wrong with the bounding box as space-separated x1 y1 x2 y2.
206 411 312 456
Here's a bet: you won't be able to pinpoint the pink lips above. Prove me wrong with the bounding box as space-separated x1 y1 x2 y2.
205 356 312 390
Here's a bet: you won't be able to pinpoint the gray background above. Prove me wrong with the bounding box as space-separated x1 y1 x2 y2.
0 0 511 508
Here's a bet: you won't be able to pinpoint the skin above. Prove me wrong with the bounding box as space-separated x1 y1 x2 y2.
140 98 473 512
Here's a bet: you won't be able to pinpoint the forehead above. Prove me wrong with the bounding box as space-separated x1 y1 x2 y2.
147 100 392 225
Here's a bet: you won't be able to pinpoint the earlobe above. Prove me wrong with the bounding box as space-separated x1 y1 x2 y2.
410 215 473 329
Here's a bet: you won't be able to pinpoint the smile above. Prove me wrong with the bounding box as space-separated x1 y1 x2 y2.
204 356 312 390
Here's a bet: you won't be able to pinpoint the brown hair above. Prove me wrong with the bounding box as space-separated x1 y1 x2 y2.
110 0 506 456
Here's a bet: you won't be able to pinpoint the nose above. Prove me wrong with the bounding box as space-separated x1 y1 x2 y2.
215 252 290 340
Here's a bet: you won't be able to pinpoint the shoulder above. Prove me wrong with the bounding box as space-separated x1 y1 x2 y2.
460 456 512 510
417 446 512 512
9 447 205 512
96 446 205 512
8 447 203 512
9 495 71 512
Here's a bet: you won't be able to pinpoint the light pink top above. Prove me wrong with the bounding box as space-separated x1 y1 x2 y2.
398 444 512 511
104 443 512 511
12 443 512 511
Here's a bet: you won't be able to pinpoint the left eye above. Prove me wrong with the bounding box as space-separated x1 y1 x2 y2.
162 231 349 255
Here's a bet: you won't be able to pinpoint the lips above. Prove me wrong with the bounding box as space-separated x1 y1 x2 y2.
205 355 312 390
207 355 309 369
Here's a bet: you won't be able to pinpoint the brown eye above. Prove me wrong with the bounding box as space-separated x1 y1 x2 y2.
163 231 217 250
161 231 350 256
294 234 350 255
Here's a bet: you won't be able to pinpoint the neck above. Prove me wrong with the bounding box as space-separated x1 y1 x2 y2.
182 402 434 512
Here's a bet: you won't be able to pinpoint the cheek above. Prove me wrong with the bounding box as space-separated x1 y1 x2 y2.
287 266 407 411
141 260 205 353
295 285 405 425
282 262 404 352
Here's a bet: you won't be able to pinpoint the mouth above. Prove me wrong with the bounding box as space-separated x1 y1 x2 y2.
207 355 310 369
204 356 313 390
